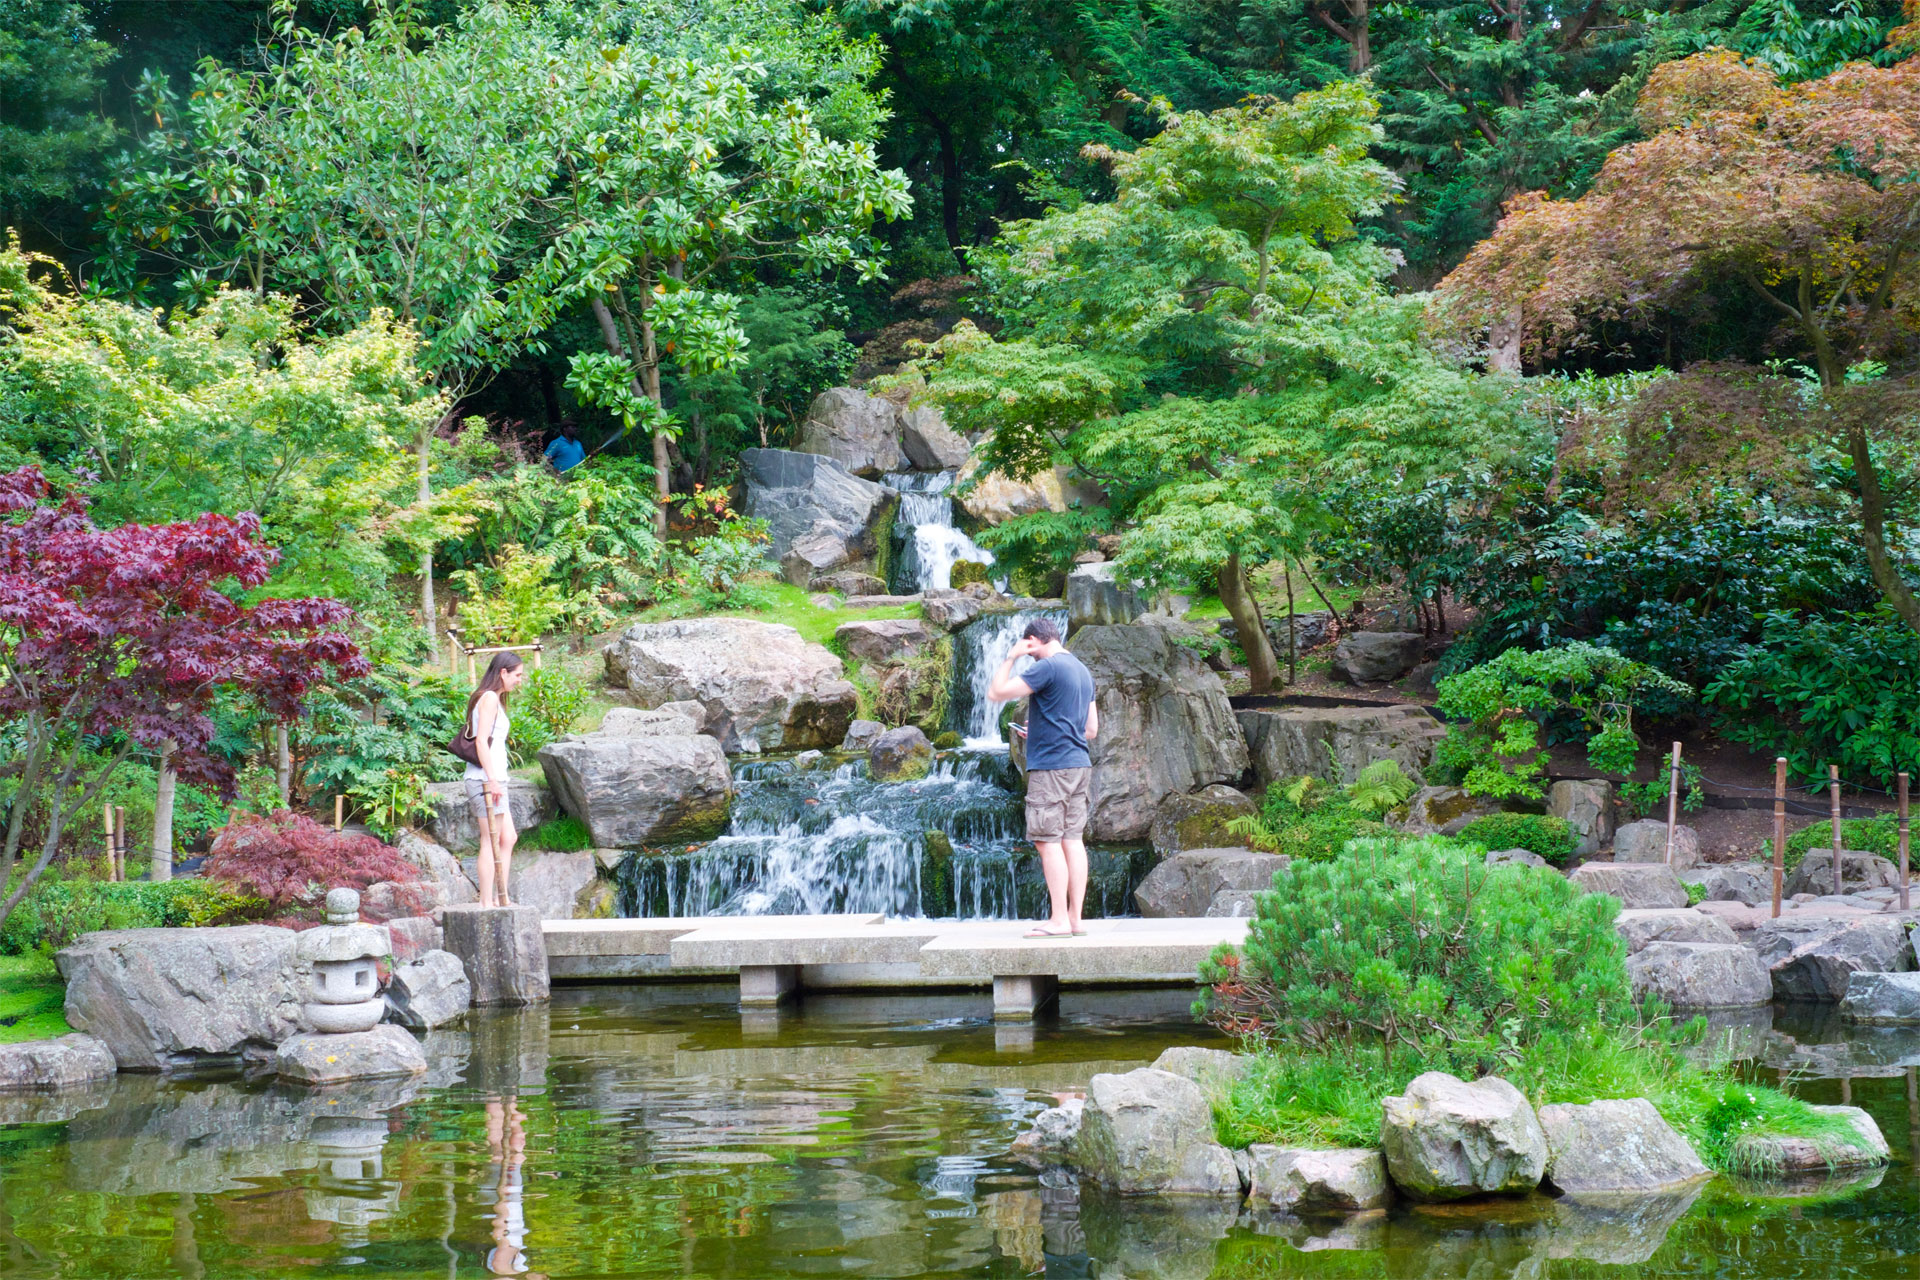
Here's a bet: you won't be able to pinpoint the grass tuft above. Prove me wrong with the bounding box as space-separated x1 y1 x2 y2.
0 954 71 1045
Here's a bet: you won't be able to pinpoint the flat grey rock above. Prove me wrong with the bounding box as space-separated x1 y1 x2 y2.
384 950 471 1030
1539 1098 1709 1193
0 1034 117 1090
274 1024 427 1085
1135 848 1287 918
1248 1145 1391 1214
1840 970 1920 1024
1569 863 1688 909
1614 908 1738 953
1071 1067 1241 1195
1239 705 1444 790
1379 1072 1546 1201
538 734 732 847
1627 941 1773 1008
1612 820 1700 870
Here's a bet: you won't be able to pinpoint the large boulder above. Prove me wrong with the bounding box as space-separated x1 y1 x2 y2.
1569 862 1688 909
1237 705 1446 788
57 926 305 1071
797 387 907 475
816 570 888 598
1134 848 1288 918
1539 1099 1709 1194
1378 1072 1548 1202
0 1034 117 1091
1066 561 1148 632
425 777 555 853
1785 850 1902 898
1396 785 1500 836
598 706 702 738
1071 625 1250 842
1148 784 1257 855
1627 941 1773 1008
383 950 471 1030
1247 1146 1391 1215
1614 909 1739 953
739 446 891 565
538 734 732 847
1732 1105 1889 1173
1613 820 1701 871
603 617 858 752
899 403 970 470
1072 1068 1241 1195
841 719 886 752
835 617 933 665
393 830 478 906
868 726 933 782
1751 914 1914 1001
955 455 1067 526
920 589 983 632
1840 970 1920 1024
1547 780 1615 857
274 1024 427 1086
497 849 601 921
1681 861 1773 907
1329 632 1425 684
1150 1046 1248 1094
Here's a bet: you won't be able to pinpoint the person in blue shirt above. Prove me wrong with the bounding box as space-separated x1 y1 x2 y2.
987 617 1099 937
543 421 585 473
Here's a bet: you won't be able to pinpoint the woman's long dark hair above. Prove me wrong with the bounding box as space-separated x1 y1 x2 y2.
465 651 525 732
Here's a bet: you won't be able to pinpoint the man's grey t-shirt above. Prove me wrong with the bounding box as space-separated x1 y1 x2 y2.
1022 650 1095 771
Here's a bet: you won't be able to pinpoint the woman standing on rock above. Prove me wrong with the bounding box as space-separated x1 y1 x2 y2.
463 652 527 908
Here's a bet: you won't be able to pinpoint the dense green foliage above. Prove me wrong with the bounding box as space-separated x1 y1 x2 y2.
0 878 259 955
1229 776 1389 862
1435 642 1691 799
1783 815 1906 873
1455 813 1580 865
1707 609 1920 788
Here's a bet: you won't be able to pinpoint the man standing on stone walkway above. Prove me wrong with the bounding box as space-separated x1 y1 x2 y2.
988 617 1098 938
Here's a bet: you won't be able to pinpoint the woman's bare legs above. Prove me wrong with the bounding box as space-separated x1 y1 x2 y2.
490 809 518 908
475 812 498 908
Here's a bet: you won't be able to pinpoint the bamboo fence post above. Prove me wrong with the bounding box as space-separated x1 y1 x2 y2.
1663 742 1682 866
1900 772 1911 913
1772 758 1787 919
114 805 127 881
334 794 345 832
103 807 115 880
1830 764 1844 897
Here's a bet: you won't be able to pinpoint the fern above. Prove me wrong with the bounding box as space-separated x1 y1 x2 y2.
1344 759 1419 818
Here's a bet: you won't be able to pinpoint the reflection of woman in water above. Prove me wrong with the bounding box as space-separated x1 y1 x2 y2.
484 1096 545 1279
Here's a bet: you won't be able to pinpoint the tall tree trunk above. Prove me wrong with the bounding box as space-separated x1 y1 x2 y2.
417 419 438 662
1847 418 1920 633
931 116 967 268
150 739 176 882
1219 554 1279 694
1349 0 1370 73
591 292 671 540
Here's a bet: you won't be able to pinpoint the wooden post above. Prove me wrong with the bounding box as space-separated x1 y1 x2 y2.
532 644 543 670
103 807 115 880
114 805 127 882
1830 764 1844 897
334 794 345 832
1901 772 1911 913
1663 742 1682 866
275 722 292 808
1772 757 1787 919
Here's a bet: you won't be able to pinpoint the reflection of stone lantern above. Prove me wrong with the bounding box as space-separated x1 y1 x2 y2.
305 889 386 1034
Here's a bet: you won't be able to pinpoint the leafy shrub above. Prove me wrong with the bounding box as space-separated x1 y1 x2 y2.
669 486 773 609
1782 815 1902 874
510 666 592 765
302 669 465 822
1227 776 1388 862
1455 812 1579 865
1620 761 1704 819
518 815 594 853
451 542 573 645
1435 642 1690 801
1685 880 1708 907
1201 836 1630 1072
1706 608 1920 789
203 811 424 918
0 879 262 955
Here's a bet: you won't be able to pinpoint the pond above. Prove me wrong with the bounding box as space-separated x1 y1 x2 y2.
0 988 1917 1278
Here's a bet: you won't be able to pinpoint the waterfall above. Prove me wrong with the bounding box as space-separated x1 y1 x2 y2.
615 751 1145 919
948 606 1071 746
886 471 996 593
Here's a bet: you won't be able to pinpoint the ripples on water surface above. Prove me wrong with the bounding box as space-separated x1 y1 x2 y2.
2 989 1919 1278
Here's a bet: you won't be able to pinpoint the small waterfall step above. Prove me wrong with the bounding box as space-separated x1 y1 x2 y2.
886 470 998 593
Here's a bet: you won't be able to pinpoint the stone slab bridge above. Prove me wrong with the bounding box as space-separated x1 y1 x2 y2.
541 915 1249 1020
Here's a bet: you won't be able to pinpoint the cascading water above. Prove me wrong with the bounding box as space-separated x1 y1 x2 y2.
886 471 997 593
617 751 1147 920
949 606 1071 745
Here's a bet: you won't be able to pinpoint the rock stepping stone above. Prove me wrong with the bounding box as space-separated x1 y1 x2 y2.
1569 862 1688 909
1249 1146 1392 1214
1627 941 1774 1008
274 1024 427 1086
1379 1072 1547 1202
1539 1098 1709 1193
0 1034 116 1091
1839 970 1920 1024
1073 1067 1241 1195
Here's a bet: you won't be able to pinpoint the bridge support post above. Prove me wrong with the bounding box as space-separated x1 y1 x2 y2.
740 963 800 1007
993 973 1058 1021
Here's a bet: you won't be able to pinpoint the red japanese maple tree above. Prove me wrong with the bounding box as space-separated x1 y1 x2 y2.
0 466 367 929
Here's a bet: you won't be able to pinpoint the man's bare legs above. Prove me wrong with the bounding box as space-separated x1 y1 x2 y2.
1034 838 1090 933
1063 837 1088 932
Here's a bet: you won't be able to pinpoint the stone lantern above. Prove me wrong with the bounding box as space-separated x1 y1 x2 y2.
304 888 387 1034
273 886 428 1086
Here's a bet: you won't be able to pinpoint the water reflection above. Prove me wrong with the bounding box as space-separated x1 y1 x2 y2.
0 991 1917 1277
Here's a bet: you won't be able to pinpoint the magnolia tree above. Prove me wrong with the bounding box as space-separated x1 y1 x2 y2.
0 468 365 928
1437 50 1920 631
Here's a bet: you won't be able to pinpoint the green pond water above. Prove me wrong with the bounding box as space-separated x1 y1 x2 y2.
0 987 1917 1278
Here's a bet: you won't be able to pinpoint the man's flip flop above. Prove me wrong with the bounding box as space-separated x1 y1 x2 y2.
1024 926 1073 938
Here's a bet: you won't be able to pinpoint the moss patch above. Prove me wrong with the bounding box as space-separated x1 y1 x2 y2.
0 954 71 1045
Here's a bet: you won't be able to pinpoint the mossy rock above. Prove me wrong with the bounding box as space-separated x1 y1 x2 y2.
1149 785 1258 855
950 559 992 588
921 830 955 916
932 730 962 749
